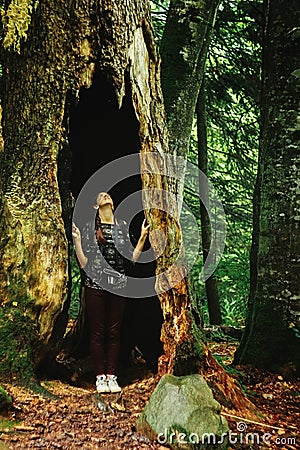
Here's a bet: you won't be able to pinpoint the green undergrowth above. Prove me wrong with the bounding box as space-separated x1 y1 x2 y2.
0 417 20 432
0 386 12 411
69 248 81 320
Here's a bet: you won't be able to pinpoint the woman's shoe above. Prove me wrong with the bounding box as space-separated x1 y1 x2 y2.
107 375 122 393
96 374 110 393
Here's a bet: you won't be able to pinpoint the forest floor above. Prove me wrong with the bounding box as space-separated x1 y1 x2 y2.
0 339 299 450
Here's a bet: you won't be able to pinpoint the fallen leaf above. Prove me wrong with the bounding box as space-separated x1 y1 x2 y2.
110 402 126 412
262 393 273 400
14 425 35 431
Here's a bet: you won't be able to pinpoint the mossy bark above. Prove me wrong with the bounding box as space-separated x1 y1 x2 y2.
0 0 80 378
235 0 300 373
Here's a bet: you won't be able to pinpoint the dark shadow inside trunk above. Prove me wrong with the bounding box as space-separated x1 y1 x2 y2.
68 70 163 378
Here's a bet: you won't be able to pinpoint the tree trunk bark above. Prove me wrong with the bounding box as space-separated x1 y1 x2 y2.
197 80 222 325
0 0 80 375
235 0 300 374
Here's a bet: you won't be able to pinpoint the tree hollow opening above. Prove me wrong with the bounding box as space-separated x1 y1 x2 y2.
69 70 163 375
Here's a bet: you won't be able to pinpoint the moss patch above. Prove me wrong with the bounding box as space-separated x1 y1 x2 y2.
173 314 205 376
0 417 20 431
0 294 39 385
2 0 39 52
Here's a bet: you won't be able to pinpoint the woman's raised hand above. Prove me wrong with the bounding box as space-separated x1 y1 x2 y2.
140 219 150 238
72 222 81 240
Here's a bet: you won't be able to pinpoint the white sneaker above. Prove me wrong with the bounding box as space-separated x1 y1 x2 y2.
107 375 122 393
96 375 110 393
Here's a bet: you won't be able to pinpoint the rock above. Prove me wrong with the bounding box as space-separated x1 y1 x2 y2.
137 374 229 449
0 386 12 412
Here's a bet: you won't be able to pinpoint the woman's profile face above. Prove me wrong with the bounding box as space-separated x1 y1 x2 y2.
96 192 114 209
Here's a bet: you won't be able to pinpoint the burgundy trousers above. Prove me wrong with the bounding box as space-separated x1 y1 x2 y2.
85 287 126 376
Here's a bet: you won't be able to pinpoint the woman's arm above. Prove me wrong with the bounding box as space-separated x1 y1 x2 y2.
132 219 150 263
72 223 88 268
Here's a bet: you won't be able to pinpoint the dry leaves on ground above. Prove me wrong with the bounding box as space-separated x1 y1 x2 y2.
0 343 299 449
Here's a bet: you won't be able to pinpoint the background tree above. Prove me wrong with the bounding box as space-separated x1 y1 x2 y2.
234 0 300 374
160 0 221 159
196 80 222 325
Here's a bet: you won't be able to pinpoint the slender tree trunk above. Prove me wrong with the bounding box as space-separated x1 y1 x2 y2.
196 81 222 325
235 0 300 374
197 81 222 325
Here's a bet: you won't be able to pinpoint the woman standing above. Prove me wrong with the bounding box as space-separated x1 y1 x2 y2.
72 192 149 393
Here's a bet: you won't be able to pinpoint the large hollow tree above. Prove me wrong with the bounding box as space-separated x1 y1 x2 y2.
234 0 300 374
0 0 258 419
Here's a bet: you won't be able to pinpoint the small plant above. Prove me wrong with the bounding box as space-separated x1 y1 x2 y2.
69 247 81 320
0 386 12 412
